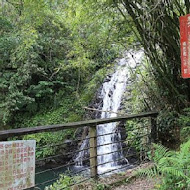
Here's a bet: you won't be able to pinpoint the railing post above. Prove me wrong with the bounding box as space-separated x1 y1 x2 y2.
89 125 98 179
150 116 158 143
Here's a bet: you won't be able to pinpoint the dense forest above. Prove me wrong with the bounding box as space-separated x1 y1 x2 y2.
0 0 121 127
1 0 189 144
0 0 190 189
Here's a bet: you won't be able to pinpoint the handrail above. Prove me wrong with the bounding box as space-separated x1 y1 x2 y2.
0 111 158 139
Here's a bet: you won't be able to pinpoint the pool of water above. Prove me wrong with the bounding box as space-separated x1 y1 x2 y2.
34 165 90 189
33 163 135 189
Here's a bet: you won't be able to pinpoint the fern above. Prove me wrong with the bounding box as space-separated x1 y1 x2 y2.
137 165 158 178
180 140 190 157
161 167 185 178
136 143 171 178
136 140 190 189
152 143 173 163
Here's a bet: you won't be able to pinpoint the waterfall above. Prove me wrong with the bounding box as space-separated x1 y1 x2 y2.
74 138 89 166
74 50 143 173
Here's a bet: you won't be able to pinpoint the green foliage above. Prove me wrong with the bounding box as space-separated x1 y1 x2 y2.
23 130 74 158
136 141 190 190
123 56 183 149
136 144 172 178
125 118 150 153
0 0 121 128
12 67 108 158
96 183 109 190
110 1 190 110
178 108 190 142
45 175 73 190
80 68 107 104
13 95 81 158
157 110 180 149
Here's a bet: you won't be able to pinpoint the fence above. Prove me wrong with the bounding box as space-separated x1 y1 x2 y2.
0 111 158 190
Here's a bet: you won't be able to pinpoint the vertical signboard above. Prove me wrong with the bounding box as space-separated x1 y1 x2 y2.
180 14 190 78
0 140 36 190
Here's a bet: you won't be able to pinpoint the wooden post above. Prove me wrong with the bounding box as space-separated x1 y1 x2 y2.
150 116 158 143
89 125 98 179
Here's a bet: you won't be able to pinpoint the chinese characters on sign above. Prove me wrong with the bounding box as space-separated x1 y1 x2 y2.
0 140 36 190
180 14 190 78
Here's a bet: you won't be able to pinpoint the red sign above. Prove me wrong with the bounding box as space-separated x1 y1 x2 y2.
180 14 190 78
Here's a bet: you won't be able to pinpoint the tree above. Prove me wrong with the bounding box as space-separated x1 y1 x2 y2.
0 0 123 127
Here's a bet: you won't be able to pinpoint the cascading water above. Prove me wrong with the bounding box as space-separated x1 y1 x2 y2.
75 138 89 166
75 50 143 174
97 59 129 174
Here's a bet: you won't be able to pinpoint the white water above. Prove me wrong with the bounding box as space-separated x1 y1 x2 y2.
75 138 89 166
75 50 143 174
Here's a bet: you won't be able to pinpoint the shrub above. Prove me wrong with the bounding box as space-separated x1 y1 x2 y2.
178 108 190 143
45 175 73 190
137 140 190 190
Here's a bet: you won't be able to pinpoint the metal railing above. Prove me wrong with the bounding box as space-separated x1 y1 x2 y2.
0 111 158 190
